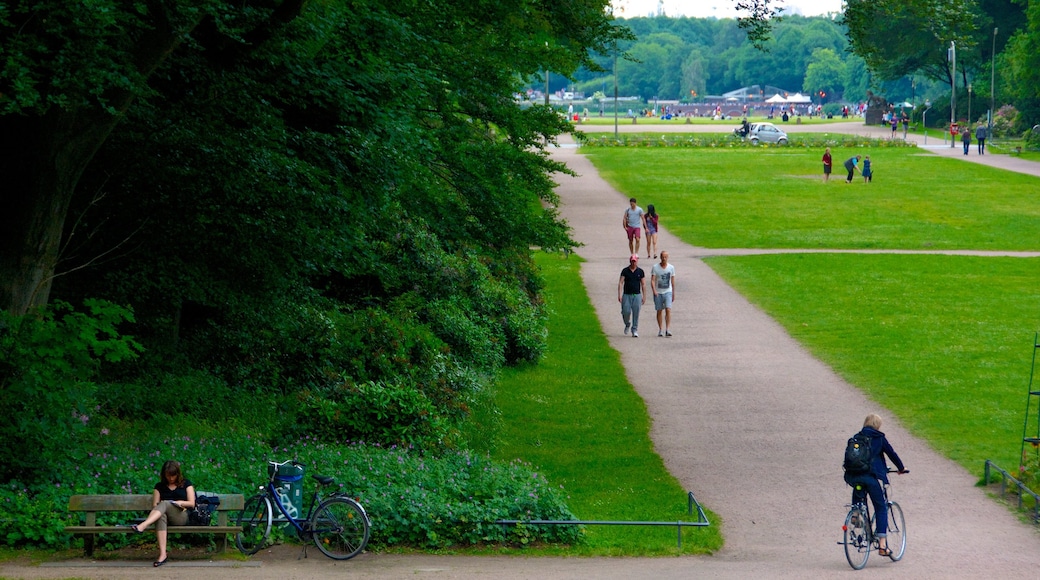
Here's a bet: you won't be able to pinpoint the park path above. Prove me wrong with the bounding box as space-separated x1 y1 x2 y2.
549 121 1040 578
5 122 1040 580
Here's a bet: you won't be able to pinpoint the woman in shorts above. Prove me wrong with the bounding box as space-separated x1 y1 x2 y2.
645 204 659 259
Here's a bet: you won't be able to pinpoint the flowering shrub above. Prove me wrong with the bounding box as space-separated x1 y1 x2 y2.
0 429 581 550
991 105 1020 138
578 133 915 149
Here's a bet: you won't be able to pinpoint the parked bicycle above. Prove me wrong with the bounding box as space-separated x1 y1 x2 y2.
236 459 371 560
839 469 907 570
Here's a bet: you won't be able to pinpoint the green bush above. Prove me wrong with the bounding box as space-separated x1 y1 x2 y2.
0 428 581 550
286 379 454 450
0 300 141 481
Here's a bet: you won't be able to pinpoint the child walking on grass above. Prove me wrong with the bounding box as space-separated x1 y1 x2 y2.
862 156 872 183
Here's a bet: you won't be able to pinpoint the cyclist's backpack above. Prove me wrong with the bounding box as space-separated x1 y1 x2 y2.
188 494 220 526
843 433 872 475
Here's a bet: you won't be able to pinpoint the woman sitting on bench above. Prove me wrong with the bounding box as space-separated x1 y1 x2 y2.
130 460 195 567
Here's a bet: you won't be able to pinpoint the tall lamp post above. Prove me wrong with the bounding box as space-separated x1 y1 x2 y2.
968 83 972 128
613 41 618 139
990 27 997 134
949 41 956 148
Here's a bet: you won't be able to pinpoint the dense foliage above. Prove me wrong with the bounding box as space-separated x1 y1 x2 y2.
0 0 624 469
567 15 917 105
0 428 581 549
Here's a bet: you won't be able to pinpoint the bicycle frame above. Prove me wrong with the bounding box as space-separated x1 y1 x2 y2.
263 478 324 536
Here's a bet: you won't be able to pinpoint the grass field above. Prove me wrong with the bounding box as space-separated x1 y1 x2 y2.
491 253 723 555
707 253 1040 471
580 145 1040 477
583 147 1040 250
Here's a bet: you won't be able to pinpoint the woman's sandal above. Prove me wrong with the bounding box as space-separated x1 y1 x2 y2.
130 524 142 534
153 557 168 567
877 547 891 557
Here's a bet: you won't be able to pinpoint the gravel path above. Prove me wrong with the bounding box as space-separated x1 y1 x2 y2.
5 121 1039 579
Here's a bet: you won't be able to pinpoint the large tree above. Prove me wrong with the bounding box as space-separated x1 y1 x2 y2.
843 0 978 84
0 0 620 319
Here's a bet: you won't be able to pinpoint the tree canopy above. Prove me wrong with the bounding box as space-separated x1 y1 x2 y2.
0 0 624 458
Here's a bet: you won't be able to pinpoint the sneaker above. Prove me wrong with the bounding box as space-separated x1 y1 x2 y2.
665 330 672 337
624 325 629 336
658 330 664 337
632 331 638 337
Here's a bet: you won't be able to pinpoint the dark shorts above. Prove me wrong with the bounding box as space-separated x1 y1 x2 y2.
823 164 831 174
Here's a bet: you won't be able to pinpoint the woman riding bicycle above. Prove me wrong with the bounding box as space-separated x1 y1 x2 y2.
844 413 907 557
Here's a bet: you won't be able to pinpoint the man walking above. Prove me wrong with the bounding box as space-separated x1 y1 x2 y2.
618 254 646 338
651 251 676 337
975 124 987 154
623 198 645 256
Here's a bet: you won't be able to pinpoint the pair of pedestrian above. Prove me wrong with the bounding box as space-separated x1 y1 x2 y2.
964 124 988 154
618 252 675 338
622 198 660 259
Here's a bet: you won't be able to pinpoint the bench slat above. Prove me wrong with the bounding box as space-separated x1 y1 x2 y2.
68 493 244 512
64 526 242 534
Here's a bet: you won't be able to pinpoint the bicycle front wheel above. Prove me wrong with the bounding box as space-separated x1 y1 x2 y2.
843 507 870 570
310 496 371 560
235 494 273 555
886 501 906 561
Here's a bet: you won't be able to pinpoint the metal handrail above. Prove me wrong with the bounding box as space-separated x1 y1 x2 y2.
495 491 710 549
984 459 1040 521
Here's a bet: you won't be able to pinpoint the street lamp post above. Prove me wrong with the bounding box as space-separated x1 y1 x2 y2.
949 41 956 148
923 101 932 145
990 27 997 135
613 40 618 139
968 83 972 128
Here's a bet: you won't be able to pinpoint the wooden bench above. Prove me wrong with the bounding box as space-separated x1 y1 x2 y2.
65 493 245 556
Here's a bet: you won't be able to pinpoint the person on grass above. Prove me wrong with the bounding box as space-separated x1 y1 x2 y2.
822 147 832 183
130 460 196 567
843 155 861 184
844 414 907 557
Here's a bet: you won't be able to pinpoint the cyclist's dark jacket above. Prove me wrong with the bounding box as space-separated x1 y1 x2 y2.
858 426 904 484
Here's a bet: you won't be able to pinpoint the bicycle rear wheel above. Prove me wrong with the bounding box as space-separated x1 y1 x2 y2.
843 507 870 570
310 496 371 560
235 494 272 555
886 501 906 561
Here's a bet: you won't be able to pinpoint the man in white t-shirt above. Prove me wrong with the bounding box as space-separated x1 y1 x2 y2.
651 251 676 337
622 198 645 256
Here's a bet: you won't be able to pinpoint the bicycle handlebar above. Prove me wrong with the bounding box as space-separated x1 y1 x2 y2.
268 459 306 468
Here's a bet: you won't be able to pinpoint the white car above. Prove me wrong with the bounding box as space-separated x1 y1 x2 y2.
749 122 789 145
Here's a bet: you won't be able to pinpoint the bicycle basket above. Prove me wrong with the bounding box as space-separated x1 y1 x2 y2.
268 461 304 482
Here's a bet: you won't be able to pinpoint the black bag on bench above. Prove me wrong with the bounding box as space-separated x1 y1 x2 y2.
188 494 220 526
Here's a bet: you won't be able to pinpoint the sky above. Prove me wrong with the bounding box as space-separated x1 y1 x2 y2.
612 0 843 19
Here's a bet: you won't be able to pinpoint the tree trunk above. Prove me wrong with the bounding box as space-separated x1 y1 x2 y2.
0 110 123 315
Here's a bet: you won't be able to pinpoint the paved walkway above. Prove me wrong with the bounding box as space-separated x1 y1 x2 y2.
547 128 1040 578
5 121 1039 579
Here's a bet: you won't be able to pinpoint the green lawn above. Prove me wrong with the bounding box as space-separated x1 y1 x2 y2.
580 145 1040 478
491 253 722 555
708 253 1040 472
583 147 1040 250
